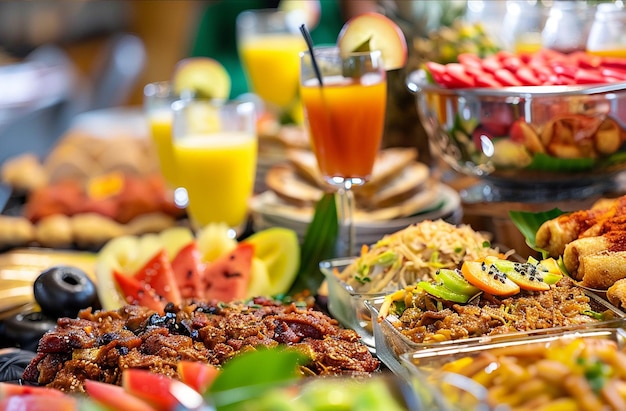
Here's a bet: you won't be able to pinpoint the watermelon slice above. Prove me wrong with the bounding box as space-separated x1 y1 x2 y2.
177 361 219 394
113 270 165 314
202 242 254 302
84 379 157 411
133 249 181 305
122 369 181 411
171 242 205 299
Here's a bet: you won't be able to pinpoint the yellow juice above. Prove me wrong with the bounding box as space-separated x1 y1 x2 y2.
239 34 306 109
586 49 626 58
148 111 178 188
173 132 257 228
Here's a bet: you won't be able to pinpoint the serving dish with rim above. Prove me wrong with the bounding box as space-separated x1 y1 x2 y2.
407 68 626 194
400 327 626 411
366 288 626 377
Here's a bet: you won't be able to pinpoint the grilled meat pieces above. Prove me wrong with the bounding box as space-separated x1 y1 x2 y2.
23 297 379 392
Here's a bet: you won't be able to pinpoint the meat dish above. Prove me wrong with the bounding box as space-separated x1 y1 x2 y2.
22 297 379 392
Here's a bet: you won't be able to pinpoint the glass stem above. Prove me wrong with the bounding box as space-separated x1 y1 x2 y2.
336 182 356 257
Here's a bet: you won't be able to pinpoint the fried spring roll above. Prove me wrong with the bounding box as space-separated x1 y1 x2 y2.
535 216 584 257
563 236 610 281
578 251 626 290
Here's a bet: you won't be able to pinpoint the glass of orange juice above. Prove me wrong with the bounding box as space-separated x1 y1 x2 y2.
171 99 257 233
236 9 307 122
299 47 387 257
142 81 190 207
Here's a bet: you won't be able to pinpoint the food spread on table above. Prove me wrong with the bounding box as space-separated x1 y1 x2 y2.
6 3 626 411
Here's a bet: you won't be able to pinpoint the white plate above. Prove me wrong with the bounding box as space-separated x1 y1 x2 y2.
250 183 462 244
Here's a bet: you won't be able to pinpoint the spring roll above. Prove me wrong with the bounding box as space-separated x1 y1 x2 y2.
563 236 610 281
578 251 626 290
535 215 585 257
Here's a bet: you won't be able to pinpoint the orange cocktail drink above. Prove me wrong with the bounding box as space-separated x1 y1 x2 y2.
300 47 387 257
301 76 386 180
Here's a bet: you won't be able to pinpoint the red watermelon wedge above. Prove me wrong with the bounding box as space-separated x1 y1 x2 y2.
113 270 165 314
133 249 181 305
202 242 254 302
171 242 205 299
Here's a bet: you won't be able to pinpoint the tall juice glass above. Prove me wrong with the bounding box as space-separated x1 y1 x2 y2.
143 82 179 188
171 99 257 233
237 9 307 120
300 47 387 256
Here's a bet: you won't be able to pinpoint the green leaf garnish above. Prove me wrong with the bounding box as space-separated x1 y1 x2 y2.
526 153 594 172
289 193 338 295
508 208 565 256
208 347 307 411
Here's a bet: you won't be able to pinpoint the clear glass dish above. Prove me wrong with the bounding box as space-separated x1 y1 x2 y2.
366 289 626 376
400 327 626 411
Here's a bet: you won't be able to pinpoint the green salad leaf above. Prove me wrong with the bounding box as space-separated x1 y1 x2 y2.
208 347 307 411
508 208 566 257
526 153 594 172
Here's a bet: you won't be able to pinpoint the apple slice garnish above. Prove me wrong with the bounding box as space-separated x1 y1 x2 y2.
337 12 408 71
172 57 231 99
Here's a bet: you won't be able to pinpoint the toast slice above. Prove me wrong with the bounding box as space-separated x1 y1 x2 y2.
285 147 420 191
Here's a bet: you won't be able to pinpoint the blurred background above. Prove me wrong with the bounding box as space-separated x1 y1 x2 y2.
0 0 619 166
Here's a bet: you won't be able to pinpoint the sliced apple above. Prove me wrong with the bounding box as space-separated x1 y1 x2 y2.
278 0 321 30
337 12 408 71
172 57 231 100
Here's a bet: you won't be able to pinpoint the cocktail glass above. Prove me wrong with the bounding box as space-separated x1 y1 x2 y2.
299 47 387 257
236 8 307 122
171 98 257 234
142 81 189 207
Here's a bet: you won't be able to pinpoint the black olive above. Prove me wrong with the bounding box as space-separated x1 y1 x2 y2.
33 265 99 319
2 311 57 352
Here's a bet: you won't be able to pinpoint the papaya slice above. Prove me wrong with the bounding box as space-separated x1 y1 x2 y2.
461 260 520 297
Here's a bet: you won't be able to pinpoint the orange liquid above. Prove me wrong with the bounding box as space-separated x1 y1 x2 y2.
586 49 626 58
300 76 386 182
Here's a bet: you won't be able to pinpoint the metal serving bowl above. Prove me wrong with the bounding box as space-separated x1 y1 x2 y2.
407 70 626 189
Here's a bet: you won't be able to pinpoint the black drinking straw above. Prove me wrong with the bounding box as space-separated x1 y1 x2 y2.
299 24 323 86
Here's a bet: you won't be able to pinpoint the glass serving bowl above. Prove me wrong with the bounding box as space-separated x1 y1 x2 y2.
407 70 626 197
400 327 626 411
366 288 626 377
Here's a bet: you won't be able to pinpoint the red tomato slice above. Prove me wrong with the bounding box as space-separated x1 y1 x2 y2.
600 56 626 70
475 74 503 88
575 68 606 84
445 63 475 88
481 56 502 74
570 51 602 69
501 56 523 72
493 69 523 87
424 61 447 85
457 53 483 69
513 67 542 86
461 261 520 297
600 67 626 81
133 250 181 305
